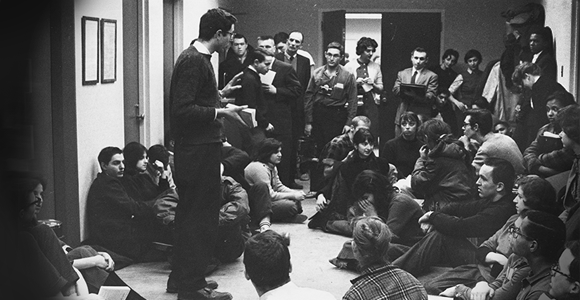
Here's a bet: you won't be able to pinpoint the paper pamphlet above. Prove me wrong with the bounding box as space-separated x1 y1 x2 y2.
98 286 130 300
542 131 560 139
260 70 276 85
226 103 257 128
427 296 453 300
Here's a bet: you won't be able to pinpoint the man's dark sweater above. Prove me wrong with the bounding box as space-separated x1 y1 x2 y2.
86 172 158 259
430 193 516 238
392 193 516 276
381 135 423 178
169 45 222 145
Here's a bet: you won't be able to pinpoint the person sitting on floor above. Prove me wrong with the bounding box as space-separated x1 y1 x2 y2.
309 128 390 232
121 142 173 203
146 143 176 189
523 91 576 178
555 104 580 242
493 121 512 136
542 240 579 300
17 175 144 300
243 230 336 300
86 146 165 261
244 138 305 232
424 175 559 294
381 111 424 179
441 210 566 300
310 115 371 192
215 163 251 264
393 158 517 277
411 119 474 211
342 216 428 300
462 109 525 176
328 170 424 270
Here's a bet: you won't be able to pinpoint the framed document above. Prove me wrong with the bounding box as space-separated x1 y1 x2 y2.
81 16 99 85
100 18 117 83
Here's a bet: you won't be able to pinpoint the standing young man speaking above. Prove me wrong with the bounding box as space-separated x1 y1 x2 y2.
167 8 247 300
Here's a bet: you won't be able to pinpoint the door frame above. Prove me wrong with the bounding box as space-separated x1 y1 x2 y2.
318 8 445 68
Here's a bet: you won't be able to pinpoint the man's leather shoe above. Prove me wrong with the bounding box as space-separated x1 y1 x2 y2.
178 287 232 300
167 278 218 293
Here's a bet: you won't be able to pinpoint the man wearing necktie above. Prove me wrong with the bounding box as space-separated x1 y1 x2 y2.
392 47 438 136
275 31 311 188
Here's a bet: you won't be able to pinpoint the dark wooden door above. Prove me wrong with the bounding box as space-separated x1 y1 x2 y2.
322 10 346 64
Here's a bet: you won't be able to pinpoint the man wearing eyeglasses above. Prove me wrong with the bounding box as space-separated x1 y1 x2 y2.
392 47 439 136
544 241 579 300
168 8 247 300
440 211 566 300
304 42 357 155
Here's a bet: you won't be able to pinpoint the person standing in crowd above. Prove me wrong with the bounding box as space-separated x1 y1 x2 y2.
235 48 275 155
392 47 438 134
304 42 357 155
218 33 253 91
167 8 248 300
448 49 484 111
429 49 460 136
276 31 312 187
344 37 383 139
256 35 302 189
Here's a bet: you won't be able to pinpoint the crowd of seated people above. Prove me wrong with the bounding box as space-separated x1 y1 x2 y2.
15 4 580 299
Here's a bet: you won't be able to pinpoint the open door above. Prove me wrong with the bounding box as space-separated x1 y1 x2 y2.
379 12 441 150
322 10 345 63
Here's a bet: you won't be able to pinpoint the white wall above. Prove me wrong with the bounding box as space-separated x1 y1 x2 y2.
181 0 222 76
542 0 576 94
345 18 382 63
75 0 125 240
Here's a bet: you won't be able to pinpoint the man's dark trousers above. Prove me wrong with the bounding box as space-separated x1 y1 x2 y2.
170 142 221 298
392 230 478 277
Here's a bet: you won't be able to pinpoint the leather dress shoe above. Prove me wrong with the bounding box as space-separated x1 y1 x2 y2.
167 278 218 293
178 287 232 300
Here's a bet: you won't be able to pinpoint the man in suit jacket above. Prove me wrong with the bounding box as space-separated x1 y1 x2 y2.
275 31 311 188
218 33 254 90
257 36 302 187
235 48 275 155
520 26 557 81
392 47 438 135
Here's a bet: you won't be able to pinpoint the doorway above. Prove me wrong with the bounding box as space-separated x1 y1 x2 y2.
323 10 441 152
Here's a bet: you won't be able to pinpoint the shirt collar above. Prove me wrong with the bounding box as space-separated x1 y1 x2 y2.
412 67 423 74
522 265 551 287
193 40 211 55
248 65 258 74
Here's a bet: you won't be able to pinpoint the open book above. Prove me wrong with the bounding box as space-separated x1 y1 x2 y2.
226 103 257 128
98 286 130 300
